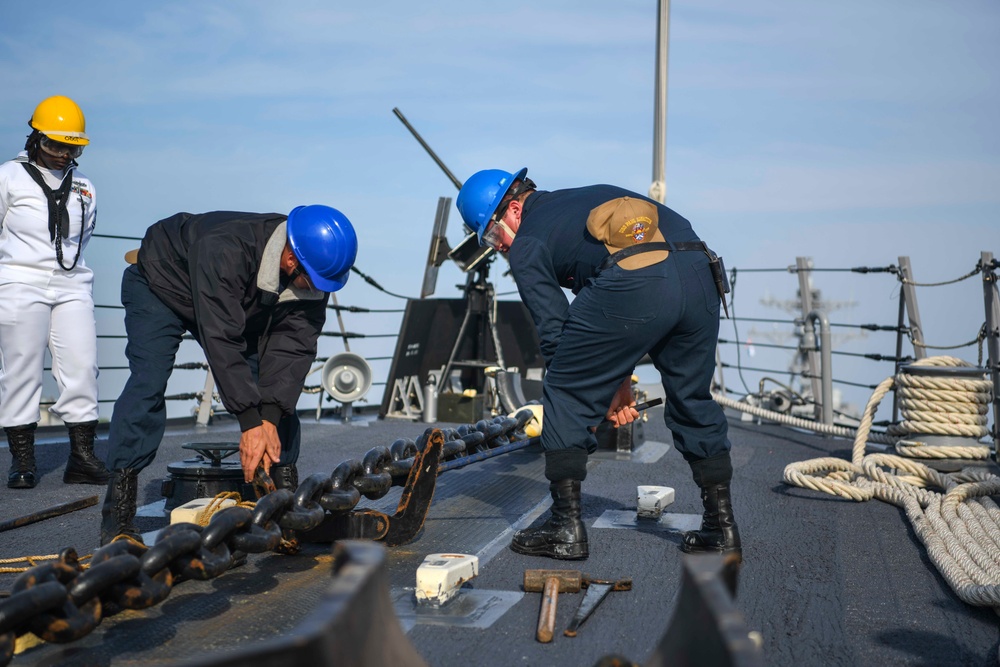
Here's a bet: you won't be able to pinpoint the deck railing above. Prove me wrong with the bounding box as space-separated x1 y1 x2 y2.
63 234 999 453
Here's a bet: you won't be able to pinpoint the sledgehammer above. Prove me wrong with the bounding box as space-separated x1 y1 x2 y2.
523 569 583 643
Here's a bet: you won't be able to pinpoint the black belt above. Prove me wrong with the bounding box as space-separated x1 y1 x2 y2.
598 241 731 317
598 241 707 272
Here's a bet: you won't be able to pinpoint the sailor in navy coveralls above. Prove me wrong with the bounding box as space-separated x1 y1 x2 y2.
457 168 741 561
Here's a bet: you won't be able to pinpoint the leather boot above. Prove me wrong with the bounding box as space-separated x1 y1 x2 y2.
5 423 37 489
681 453 742 561
510 479 589 560
100 469 143 546
64 420 111 485
271 464 298 491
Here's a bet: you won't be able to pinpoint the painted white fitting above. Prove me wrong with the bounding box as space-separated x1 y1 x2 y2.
170 497 237 525
415 553 479 607
637 485 675 520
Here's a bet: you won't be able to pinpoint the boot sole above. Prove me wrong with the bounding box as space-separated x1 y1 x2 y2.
510 541 589 560
63 473 111 485
63 476 108 486
7 479 36 489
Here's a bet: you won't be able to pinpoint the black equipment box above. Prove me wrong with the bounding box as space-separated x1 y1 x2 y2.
436 392 487 423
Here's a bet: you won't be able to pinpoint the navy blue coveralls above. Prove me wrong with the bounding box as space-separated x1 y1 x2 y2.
507 185 731 477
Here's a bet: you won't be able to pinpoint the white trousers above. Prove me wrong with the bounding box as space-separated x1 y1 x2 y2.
0 282 99 426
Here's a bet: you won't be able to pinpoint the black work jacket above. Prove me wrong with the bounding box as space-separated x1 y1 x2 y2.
136 211 329 431
507 185 700 367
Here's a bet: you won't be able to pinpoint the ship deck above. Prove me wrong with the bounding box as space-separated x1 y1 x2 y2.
2 407 999 666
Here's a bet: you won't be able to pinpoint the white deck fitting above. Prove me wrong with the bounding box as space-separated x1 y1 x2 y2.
637 485 675 519
415 553 479 607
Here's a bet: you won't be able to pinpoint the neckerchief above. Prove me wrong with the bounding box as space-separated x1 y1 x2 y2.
20 161 73 241
19 161 84 270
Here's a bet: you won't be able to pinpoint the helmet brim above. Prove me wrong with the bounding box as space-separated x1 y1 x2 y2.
305 266 349 293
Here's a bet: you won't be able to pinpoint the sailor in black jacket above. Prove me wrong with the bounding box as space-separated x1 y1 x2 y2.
457 168 740 562
100 206 357 545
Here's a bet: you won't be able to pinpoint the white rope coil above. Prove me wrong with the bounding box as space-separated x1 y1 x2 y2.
888 356 992 456
780 356 1000 610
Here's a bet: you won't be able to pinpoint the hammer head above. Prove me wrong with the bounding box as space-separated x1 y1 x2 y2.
523 569 583 593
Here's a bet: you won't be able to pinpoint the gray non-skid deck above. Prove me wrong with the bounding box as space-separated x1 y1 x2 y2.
1 409 998 666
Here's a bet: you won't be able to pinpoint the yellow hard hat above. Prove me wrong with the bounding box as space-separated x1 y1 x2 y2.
29 96 89 146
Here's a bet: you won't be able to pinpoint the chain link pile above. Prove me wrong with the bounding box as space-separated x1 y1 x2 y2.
0 410 534 665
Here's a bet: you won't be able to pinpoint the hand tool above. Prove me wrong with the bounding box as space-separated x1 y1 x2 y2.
563 576 632 637
600 397 663 424
522 569 584 643
0 495 99 534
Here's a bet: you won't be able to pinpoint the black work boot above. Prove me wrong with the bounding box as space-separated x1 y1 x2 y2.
5 423 37 489
271 464 298 491
100 469 143 546
510 479 589 560
681 453 742 561
64 420 111 485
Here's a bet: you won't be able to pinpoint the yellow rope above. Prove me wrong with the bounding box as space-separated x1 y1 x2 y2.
0 552 94 574
0 492 257 575
195 492 256 526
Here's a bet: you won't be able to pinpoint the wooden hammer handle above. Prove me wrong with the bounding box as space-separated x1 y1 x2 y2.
536 576 559 643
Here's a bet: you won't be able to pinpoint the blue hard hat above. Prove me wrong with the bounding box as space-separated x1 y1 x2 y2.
286 205 358 292
456 168 528 244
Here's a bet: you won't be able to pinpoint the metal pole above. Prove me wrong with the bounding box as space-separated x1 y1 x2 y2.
319 293 353 420
0 496 99 534
892 294 906 424
392 107 463 191
897 256 927 359
649 0 670 204
806 310 834 426
714 346 726 396
197 370 215 426
796 257 822 418
438 437 539 473
980 251 1000 458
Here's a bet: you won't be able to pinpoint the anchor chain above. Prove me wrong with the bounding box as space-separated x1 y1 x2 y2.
0 409 535 665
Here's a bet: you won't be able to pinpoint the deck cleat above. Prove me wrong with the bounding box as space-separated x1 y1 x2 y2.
637 485 675 520
415 553 479 607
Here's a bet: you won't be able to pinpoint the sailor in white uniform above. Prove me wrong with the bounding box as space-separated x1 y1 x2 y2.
0 95 109 489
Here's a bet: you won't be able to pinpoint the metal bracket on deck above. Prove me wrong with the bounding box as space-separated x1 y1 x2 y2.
301 429 444 546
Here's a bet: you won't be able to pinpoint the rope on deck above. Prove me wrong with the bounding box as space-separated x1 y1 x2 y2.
781 356 1000 610
712 392 897 445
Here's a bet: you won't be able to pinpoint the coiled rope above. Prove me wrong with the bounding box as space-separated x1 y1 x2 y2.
782 356 1000 610
889 356 993 460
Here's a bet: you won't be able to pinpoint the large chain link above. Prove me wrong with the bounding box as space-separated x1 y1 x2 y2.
0 409 534 665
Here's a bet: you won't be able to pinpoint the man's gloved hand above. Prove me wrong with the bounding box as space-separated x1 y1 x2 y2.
240 421 281 482
606 376 639 428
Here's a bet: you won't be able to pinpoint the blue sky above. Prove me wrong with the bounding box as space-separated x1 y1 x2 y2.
2 0 998 418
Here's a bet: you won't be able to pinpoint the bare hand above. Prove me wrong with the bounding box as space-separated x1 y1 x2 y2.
240 421 281 482
606 377 639 428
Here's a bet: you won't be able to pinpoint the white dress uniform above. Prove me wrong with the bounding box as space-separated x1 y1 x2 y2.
0 150 99 426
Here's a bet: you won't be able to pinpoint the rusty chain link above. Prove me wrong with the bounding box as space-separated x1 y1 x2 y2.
0 409 534 665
